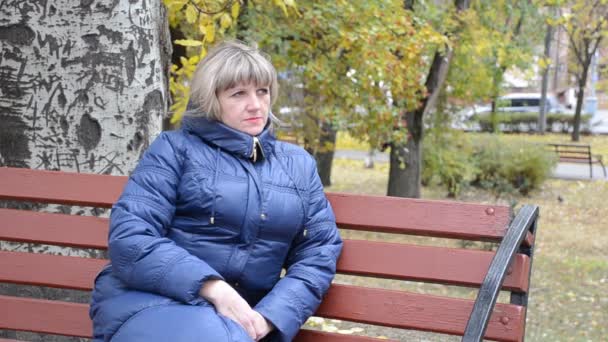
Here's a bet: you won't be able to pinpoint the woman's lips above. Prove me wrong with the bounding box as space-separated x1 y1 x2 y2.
243 117 263 122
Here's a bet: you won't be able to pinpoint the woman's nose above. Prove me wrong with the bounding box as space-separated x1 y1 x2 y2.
246 93 261 110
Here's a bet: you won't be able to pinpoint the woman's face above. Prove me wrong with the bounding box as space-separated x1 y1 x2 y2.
217 82 270 136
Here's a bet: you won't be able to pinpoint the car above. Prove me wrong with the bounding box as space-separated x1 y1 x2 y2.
455 93 576 132
462 93 572 119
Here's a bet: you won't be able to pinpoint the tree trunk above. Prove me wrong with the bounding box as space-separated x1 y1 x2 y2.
387 48 453 198
0 0 170 173
387 118 422 198
315 120 337 186
387 0 468 198
0 1 170 339
572 75 588 141
538 20 554 134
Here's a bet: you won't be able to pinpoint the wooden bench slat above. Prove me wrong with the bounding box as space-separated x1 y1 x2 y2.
0 251 106 291
318 284 525 342
339 239 530 292
0 208 109 249
0 167 125 207
327 193 511 241
0 167 514 241
0 241 529 293
0 286 524 341
0 295 92 338
0 204 533 254
295 330 397 342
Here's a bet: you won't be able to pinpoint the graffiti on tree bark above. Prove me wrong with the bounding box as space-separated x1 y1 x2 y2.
0 0 168 174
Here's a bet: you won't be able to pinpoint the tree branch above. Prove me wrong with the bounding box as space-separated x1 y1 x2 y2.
188 0 234 15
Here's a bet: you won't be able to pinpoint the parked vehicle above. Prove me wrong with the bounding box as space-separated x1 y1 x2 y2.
463 93 572 119
455 93 581 132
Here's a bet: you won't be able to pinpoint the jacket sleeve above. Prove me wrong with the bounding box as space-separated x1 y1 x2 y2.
108 132 223 304
254 157 343 342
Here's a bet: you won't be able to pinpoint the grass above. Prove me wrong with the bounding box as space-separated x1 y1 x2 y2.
321 132 608 341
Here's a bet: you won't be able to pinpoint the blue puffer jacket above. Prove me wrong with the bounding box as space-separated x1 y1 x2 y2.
89 116 343 341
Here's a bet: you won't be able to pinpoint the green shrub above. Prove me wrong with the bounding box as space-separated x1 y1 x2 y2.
471 112 592 133
423 131 557 196
470 135 558 195
423 130 477 197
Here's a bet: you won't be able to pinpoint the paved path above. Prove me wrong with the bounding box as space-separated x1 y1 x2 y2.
590 109 608 134
334 149 607 181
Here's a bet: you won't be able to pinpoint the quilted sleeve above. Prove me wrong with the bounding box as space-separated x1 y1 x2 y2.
108 132 223 304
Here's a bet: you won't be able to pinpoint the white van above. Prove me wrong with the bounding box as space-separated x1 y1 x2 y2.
462 92 572 119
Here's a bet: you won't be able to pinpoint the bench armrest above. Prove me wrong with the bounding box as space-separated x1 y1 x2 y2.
462 205 539 342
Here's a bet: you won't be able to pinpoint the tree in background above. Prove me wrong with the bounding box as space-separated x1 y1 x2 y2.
383 0 470 198
553 0 607 141
241 1 445 190
473 0 543 133
441 0 544 126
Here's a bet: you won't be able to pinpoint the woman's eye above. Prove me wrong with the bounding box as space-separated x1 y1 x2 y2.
257 88 269 95
232 91 245 97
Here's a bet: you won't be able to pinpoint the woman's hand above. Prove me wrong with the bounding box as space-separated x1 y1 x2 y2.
199 280 273 340
252 310 274 341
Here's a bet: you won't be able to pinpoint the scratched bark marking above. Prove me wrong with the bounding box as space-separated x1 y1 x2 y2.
0 0 170 175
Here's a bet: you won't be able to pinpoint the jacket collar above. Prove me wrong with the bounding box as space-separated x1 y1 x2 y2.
181 115 276 160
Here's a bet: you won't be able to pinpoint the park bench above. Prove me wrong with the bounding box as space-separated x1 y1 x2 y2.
0 166 539 341
547 143 607 179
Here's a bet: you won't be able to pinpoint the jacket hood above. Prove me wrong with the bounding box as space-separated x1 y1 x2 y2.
181 115 276 160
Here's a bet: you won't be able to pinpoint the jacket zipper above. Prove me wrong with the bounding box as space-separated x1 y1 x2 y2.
251 137 265 162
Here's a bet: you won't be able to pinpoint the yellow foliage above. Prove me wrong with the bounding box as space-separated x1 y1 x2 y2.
220 13 232 29
185 4 197 24
165 0 297 122
174 39 203 47
205 24 215 43
231 1 240 19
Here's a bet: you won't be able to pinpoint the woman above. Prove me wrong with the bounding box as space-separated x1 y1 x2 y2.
89 41 343 342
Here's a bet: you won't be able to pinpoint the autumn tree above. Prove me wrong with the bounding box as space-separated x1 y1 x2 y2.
232 1 445 192
553 0 607 141
382 0 471 198
469 0 543 132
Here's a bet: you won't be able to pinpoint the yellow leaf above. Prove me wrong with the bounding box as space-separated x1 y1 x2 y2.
179 56 189 66
174 39 203 47
199 46 207 59
231 1 240 19
188 55 200 65
206 24 216 43
170 95 189 124
185 4 197 24
220 13 232 29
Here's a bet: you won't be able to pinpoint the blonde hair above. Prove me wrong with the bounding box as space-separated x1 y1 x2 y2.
188 40 279 121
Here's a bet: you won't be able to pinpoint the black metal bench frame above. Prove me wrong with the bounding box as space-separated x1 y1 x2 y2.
547 143 607 179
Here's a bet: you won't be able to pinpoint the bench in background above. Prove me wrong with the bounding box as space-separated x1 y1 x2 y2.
0 167 539 341
547 143 607 179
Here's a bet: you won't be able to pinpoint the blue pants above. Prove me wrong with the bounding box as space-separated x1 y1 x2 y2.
110 304 254 342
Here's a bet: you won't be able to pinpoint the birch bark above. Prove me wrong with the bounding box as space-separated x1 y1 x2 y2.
0 0 171 173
